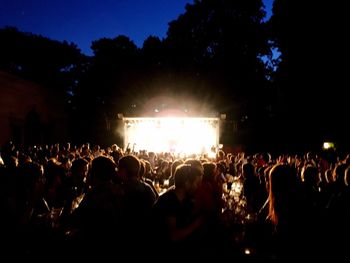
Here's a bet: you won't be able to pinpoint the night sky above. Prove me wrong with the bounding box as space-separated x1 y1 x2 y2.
0 0 273 55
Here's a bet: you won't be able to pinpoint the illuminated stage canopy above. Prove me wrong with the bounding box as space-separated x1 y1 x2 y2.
123 117 220 154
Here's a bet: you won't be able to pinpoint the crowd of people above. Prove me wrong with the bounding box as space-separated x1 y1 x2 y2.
0 141 349 261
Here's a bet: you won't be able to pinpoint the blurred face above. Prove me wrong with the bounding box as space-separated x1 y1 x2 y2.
78 164 89 179
65 160 72 170
35 166 46 193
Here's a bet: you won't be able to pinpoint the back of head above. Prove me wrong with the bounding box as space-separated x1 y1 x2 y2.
118 155 140 179
90 156 116 183
262 152 272 164
175 163 203 189
301 164 319 186
269 163 297 198
184 158 204 175
171 159 184 176
138 159 146 178
242 162 255 179
71 158 89 176
268 163 298 225
19 161 43 189
202 162 216 181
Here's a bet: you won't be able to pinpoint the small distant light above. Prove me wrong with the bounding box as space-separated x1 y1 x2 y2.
154 108 159 113
323 142 334 150
244 248 251 255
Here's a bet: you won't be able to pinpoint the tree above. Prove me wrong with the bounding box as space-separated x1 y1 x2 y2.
0 27 83 88
164 0 270 117
71 35 140 143
0 26 85 109
157 0 272 149
269 0 349 150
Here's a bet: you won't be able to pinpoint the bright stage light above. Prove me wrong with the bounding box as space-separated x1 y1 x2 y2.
122 117 220 155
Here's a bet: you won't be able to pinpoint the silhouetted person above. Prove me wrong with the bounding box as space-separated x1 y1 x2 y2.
152 163 204 257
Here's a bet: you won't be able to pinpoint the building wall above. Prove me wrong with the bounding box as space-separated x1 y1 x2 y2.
0 70 68 147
